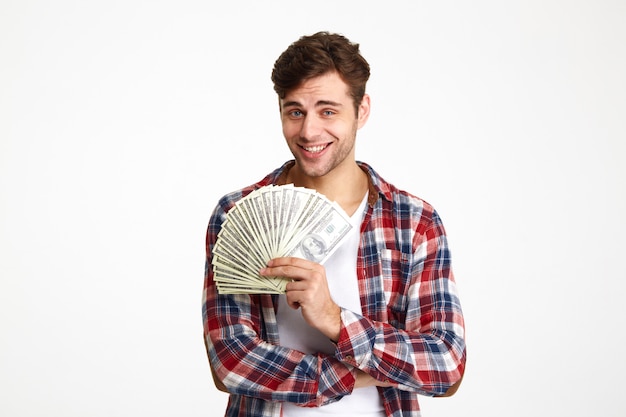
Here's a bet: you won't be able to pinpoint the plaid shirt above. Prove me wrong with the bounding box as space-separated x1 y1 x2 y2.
203 161 466 417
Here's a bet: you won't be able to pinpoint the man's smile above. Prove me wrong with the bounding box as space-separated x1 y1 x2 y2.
300 143 330 154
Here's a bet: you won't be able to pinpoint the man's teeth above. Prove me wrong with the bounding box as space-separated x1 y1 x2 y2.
303 145 327 153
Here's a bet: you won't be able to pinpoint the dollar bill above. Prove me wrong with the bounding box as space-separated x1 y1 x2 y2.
212 185 353 294
285 201 352 263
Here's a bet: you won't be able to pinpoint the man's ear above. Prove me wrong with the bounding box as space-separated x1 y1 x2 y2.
357 94 371 129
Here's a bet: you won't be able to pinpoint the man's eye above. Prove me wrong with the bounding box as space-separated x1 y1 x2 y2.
290 110 303 117
322 110 335 116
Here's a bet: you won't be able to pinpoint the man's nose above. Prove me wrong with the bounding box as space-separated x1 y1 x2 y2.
299 114 321 140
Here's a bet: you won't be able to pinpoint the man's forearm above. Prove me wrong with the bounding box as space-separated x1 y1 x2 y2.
353 369 394 389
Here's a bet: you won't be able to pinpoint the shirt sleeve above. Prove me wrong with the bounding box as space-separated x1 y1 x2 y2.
334 209 466 396
202 201 357 407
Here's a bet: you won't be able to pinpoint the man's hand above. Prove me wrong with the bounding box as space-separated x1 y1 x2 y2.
354 370 395 389
260 257 341 341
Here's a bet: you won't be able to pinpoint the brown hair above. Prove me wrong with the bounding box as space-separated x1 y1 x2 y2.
271 31 370 114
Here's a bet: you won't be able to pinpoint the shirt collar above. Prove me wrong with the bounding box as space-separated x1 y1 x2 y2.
271 160 391 208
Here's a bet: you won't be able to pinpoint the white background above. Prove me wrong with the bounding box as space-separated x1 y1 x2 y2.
1 1 625 416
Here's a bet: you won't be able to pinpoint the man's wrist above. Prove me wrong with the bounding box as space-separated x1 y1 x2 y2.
321 303 341 342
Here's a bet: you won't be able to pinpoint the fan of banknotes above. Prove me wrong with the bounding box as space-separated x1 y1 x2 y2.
212 184 353 294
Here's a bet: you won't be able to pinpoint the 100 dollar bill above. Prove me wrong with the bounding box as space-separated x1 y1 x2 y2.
212 185 353 294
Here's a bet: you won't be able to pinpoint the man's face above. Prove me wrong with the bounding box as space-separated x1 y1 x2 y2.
280 71 369 180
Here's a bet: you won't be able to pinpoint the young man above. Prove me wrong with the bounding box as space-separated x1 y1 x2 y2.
203 32 466 417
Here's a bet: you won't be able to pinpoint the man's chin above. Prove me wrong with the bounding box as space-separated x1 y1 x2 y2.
293 160 332 180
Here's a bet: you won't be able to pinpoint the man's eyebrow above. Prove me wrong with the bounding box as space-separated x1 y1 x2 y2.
281 101 301 108
316 100 342 107
281 100 343 108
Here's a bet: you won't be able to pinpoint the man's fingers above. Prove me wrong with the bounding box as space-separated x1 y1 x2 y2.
266 257 319 269
260 258 323 282
260 265 308 280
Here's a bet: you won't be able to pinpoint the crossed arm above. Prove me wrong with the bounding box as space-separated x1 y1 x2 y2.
204 256 465 404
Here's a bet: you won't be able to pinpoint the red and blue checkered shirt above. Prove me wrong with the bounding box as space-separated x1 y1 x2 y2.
203 161 466 417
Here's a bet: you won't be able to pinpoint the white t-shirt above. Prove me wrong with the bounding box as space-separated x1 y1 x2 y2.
277 193 385 416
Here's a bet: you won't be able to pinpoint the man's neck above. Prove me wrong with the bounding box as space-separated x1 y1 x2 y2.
285 162 368 216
